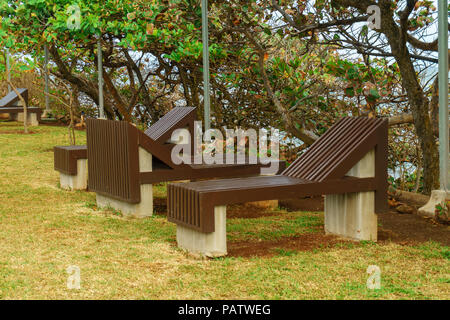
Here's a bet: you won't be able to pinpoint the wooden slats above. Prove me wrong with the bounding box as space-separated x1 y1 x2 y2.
167 183 203 232
307 119 380 181
145 107 196 143
167 176 304 232
54 145 87 176
87 119 141 203
179 175 305 192
283 117 387 182
167 175 379 233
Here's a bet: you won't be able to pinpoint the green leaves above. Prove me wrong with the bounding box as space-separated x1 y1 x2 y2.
345 87 355 98
326 57 393 108
366 88 380 102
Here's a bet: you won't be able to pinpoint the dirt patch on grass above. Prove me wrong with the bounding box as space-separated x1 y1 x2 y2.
154 197 168 215
227 209 449 258
40 122 86 131
226 209 450 257
155 195 448 257
280 196 324 212
0 130 38 134
227 204 280 219
153 198 281 219
227 233 357 258
378 210 450 246
278 196 449 245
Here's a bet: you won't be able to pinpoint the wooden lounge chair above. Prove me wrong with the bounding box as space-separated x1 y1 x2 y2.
0 89 41 125
54 107 198 190
167 117 389 257
58 107 284 217
86 119 284 217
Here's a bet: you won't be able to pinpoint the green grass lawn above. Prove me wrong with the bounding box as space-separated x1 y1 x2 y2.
0 121 448 300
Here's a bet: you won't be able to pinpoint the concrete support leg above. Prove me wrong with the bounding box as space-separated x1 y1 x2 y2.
418 190 449 218
10 112 39 126
96 147 153 218
176 206 227 258
324 150 377 241
96 184 153 218
59 159 87 190
325 192 376 241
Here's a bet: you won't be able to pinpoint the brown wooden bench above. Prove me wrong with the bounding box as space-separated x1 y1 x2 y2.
0 89 42 125
167 117 388 257
53 145 88 190
86 112 284 218
53 107 200 191
54 146 88 176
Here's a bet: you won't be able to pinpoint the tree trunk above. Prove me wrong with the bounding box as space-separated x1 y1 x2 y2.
7 82 28 134
380 5 440 194
332 1 440 194
388 186 430 206
388 113 414 126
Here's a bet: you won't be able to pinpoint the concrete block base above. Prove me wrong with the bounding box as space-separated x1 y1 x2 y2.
418 190 449 218
324 149 377 241
176 206 227 258
325 192 377 241
10 112 39 126
59 159 87 190
96 184 153 218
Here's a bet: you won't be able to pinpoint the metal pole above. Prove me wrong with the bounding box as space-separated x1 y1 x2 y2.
97 38 105 119
6 48 11 92
44 44 50 115
202 0 211 131
438 0 449 191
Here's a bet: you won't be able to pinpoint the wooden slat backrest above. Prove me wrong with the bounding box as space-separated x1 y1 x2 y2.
144 107 196 143
0 88 28 108
282 117 388 182
86 118 189 203
87 119 141 203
